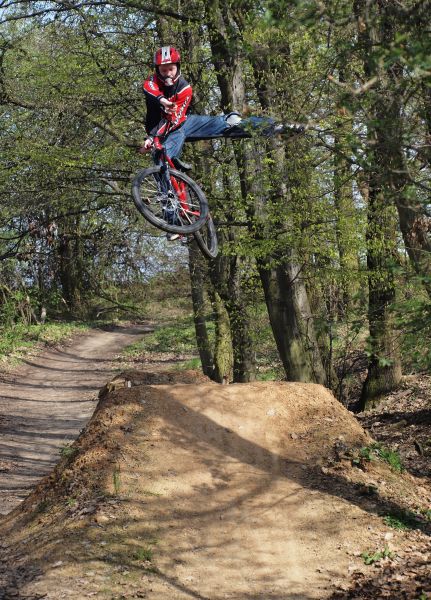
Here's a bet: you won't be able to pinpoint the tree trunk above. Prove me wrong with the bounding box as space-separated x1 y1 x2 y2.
355 0 403 408
188 243 215 379
258 257 327 384
248 30 328 385
204 0 257 382
58 223 84 317
360 183 402 409
209 287 233 384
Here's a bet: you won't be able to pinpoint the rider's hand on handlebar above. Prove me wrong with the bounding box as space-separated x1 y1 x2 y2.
160 98 175 115
138 138 154 154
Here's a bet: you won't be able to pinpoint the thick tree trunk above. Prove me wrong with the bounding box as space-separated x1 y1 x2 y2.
203 0 257 382
355 0 403 409
225 257 256 383
209 287 233 384
58 220 84 316
258 258 327 384
188 243 215 379
360 182 402 410
247 33 328 386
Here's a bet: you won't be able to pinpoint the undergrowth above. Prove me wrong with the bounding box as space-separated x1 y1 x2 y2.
0 321 90 364
352 442 404 472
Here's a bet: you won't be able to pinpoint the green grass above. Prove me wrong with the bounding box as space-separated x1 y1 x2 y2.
122 315 209 358
256 366 285 381
174 357 202 370
384 509 430 531
133 546 154 562
0 321 90 363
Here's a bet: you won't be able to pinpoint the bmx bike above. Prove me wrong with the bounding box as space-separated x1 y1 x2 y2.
131 135 218 259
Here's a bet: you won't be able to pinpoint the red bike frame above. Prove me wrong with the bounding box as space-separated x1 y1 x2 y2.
153 136 201 221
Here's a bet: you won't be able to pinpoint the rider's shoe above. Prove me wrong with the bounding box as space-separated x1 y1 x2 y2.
171 157 193 172
166 232 180 241
273 123 306 136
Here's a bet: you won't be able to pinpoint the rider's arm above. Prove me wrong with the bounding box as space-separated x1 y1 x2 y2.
143 76 174 112
168 82 192 128
143 75 164 102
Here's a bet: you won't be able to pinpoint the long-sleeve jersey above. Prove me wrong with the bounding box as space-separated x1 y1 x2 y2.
143 72 193 138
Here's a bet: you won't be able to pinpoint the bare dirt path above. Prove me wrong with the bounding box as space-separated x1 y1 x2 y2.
0 325 151 515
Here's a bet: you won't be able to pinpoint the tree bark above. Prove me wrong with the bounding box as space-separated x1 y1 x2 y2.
57 218 85 316
258 257 327 384
188 243 215 379
209 287 234 384
204 0 257 382
355 0 403 408
248 38 328 385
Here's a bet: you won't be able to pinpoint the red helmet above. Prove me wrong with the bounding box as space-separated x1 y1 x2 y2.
154 46 181 67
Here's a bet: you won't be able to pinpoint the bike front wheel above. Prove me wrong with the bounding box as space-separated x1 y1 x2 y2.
132 166 209 234
193 214 219 259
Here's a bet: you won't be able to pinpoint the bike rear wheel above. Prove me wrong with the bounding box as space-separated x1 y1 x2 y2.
132 166 208 234
193 214 219 258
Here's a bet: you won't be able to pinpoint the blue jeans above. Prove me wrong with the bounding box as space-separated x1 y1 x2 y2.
163 114 276 159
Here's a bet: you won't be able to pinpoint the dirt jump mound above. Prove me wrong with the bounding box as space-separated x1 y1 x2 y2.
0 372 429 599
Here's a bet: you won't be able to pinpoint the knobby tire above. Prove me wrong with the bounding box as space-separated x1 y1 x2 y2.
193 214 219 259
132 166 209 234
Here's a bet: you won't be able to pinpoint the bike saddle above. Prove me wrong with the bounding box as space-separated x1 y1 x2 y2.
171 157 193 172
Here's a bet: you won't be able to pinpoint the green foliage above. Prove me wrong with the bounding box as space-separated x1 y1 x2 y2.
376 445 404 473
384 510 427 531
124 315 204 357
175 357 202 371
134 546 154 562
352 442 404 472
1 0 431 392
361 546 395 565
59 444 78 460
395 292 431 372
383 514 411 531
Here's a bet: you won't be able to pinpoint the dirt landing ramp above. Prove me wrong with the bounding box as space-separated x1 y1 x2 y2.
0 376 425 599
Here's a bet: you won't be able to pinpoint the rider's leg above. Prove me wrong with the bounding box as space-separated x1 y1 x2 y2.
178 113 283 143
164 113 299 159
164 126 187 159
164 115 247 157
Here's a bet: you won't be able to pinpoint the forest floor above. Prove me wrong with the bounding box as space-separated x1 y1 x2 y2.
0 326 430 600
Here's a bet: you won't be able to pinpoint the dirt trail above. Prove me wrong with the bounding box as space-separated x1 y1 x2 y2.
0 325 150 515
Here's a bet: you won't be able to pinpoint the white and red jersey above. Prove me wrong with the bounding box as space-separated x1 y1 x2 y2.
143 72 192 137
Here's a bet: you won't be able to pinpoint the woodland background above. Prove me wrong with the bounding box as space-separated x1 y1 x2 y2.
0 0 430 410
